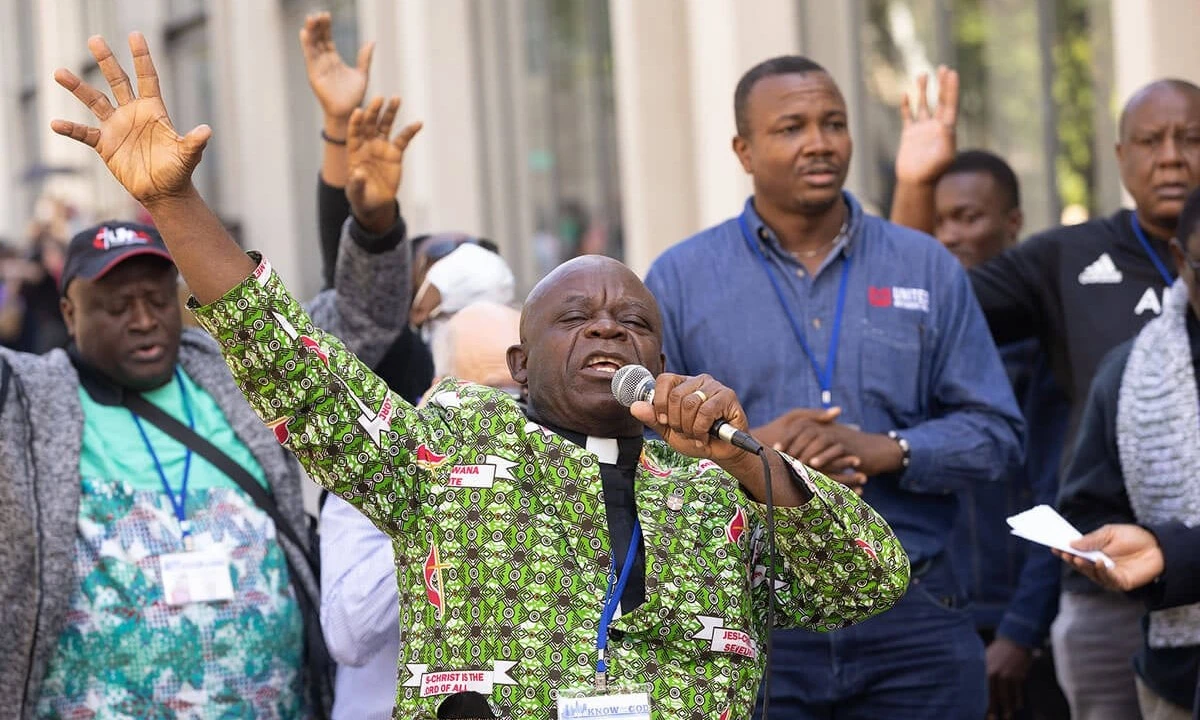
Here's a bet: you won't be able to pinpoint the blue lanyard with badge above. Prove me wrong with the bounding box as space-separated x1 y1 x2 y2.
131 367 235 606
1130 213 1176 286
737 210 851 409
556 519 652 719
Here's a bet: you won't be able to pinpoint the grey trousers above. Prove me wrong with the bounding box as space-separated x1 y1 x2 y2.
1136 678 1193 720
1051 590 1145 720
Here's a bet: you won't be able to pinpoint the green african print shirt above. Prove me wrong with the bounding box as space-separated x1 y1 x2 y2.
191 257 910 720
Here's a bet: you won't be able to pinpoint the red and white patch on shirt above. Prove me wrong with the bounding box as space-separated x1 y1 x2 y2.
266 416 291 444
424 541 449 620
868 285 930 312
725 506 748 545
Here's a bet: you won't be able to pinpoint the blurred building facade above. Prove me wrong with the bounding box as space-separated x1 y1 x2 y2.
0 0 1196 297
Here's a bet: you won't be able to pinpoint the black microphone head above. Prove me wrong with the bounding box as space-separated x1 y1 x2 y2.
611 364 654 407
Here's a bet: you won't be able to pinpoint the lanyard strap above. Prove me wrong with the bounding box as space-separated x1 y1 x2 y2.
595 519 642 680
738 212 851 408
1130 213 1175 286
130 367 197 545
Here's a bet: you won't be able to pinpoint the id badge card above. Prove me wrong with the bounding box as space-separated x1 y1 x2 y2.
160 547 235 605
557 684 652 720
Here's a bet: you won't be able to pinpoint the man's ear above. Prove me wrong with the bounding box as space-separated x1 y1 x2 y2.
506 343 529 387
1005 208 1025 244
60 295 77 338
732 134 753 174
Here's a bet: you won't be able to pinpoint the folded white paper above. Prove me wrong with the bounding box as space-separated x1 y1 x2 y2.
1006 504 1115 569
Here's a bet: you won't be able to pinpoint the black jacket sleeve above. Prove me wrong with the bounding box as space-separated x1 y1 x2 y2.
318 176 353 290
970 236 1054 346
1057 341 1136 533
1142 522 1200 610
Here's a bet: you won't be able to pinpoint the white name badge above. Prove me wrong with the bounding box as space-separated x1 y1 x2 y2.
160 548 235 605
557 691 652 720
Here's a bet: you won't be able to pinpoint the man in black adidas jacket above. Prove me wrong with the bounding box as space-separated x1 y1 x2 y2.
891 77 1200 720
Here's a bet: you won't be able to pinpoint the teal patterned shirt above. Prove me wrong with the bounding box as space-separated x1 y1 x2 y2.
192 257 910 720
35 369 304 719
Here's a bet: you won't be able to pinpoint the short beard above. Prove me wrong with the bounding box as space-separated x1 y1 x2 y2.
794 192 843 218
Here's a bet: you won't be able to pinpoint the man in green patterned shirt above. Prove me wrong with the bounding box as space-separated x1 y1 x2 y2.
52 33 910 719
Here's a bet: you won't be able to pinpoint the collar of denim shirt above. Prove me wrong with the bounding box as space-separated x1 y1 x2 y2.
739 191 863 278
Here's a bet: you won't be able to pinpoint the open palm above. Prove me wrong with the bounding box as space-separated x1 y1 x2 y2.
300 12 373 120
895 66 959 185
51 34 209 206
346 96 423 215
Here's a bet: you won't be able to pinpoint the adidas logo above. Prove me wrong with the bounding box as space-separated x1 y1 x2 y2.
1078 253 1123 285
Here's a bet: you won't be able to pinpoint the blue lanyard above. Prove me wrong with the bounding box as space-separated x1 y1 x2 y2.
738 211 851 408
1130 213 1175 286
130 367 196 548
595 519 642 681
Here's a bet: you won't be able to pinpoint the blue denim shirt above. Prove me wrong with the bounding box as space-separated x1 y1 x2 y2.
950 339 1066 647
645 193 1024 566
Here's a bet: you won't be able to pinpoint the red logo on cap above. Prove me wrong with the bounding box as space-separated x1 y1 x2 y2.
93 226 153 250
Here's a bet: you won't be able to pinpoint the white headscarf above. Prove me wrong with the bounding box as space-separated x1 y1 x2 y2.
414 242 516 344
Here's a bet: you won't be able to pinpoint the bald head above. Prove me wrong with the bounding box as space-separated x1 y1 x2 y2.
507 255 665 438
1119 79 1200 139
520 255 660 341
432 301 521 389
1114 78 1200 238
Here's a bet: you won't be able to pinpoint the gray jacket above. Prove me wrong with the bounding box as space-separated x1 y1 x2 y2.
0 218 410 720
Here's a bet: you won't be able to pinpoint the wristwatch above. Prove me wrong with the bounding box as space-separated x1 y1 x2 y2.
887 430 911 469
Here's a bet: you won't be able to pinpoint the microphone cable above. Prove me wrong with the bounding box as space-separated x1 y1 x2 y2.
756 445 777 720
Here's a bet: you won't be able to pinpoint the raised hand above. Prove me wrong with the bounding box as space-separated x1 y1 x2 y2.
52 34 210 207
895 65 959 186
345 96 423 233
300 12 374 122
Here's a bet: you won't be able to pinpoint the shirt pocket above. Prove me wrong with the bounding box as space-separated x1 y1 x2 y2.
859 318 927 422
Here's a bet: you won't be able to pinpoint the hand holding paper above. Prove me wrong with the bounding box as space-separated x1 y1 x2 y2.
1006 505 1116 569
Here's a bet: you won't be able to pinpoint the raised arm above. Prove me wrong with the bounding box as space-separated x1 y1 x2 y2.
305 95 423 368
51 33 437 535
890 66 958 234
300 11 373 286
52 33 250 302
52 34 419 306
302 11 373 190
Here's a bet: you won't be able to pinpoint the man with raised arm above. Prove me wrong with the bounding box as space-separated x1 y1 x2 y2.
0 37 418 720
891 73 1200 720
51 32 909 719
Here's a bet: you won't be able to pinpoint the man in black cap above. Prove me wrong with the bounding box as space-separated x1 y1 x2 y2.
0 80 417 717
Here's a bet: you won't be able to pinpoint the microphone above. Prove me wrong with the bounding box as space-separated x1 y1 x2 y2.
611 364 762 453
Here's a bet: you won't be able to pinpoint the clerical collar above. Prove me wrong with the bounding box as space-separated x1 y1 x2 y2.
520 402 642 469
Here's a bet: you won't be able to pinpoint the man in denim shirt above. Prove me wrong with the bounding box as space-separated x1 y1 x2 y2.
645 56 1024 719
